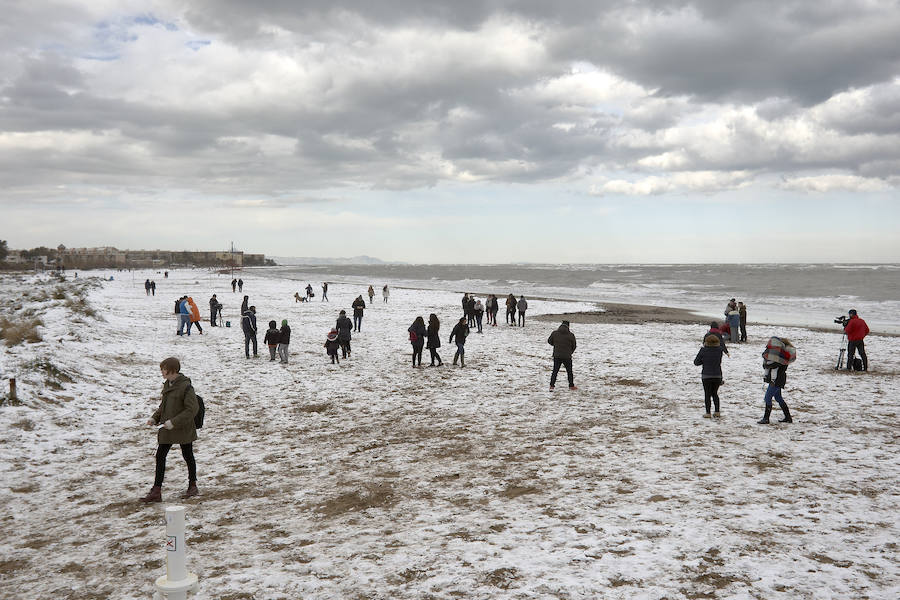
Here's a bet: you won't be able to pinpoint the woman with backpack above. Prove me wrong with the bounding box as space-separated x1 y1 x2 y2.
141 357 199 502
408 316 427 367
693 333 725 417
426 314 443 366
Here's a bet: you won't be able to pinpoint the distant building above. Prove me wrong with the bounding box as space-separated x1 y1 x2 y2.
55 246 261 269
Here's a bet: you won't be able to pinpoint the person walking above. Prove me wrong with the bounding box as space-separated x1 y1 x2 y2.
277 319 291 364
382 284 390 303
351 295 366 332
322 282 329 302
237 278 243 292
368 285 375 304
449 317 470 367
705 322 730 356
738 302 747 342
336 309 353 358
548 320 577 390
758 337 796 424
209 294 221 326
231 278 237 292
140 357 199 502
177 296 191 336
506 294 517 325
145 279 151 296
325 329 340 364
408 316 427 367
474 299 484 333
150 280 156 296
264 320 280 361
517 296 528 327
426 314 443 366
694 333 725 417
186 296 203 334
241 305 258 358
466 295 476 328
844 309 869 371
305 284 313 300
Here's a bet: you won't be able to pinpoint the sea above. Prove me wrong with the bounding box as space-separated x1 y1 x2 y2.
259 263 900 334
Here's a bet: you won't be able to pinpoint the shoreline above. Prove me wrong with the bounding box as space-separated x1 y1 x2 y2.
532 300 900 338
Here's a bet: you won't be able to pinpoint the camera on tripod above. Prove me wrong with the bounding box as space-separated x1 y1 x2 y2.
834 315 849 326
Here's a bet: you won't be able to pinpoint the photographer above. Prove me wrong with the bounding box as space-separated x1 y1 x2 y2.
843 309 869 371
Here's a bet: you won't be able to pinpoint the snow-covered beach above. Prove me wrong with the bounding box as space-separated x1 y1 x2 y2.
1 268 898 599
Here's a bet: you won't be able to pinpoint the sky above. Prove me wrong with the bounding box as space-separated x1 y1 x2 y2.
1 0 899 263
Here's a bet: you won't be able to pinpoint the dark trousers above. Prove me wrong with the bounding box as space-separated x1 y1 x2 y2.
847 340 868 370
154 443 196 487
550 357 574 387
429 347 442 365
739 319 747 341
353 315 362 331
507 310 515 324
518 311 526 327
475 313 483 332
340 340 351 358
412 342 424 366
702 377 722 413
210 312 217 326
244 333 258 357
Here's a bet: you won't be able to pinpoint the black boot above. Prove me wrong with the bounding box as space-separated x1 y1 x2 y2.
452 352 459 366
779 405 792 423
757 407 771 424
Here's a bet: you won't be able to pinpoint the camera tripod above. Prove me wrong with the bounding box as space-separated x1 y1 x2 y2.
835 331 847 370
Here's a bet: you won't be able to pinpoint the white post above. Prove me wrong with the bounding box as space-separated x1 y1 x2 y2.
154 505 198 599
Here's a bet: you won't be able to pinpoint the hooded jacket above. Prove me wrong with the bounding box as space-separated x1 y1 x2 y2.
449 322 469 344
694 335 725 379
279 321 291 344
548 324 576 359
241 309 257 334
152 374 198 445
352 297 366 316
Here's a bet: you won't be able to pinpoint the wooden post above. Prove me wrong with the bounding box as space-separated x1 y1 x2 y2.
9 378 15 403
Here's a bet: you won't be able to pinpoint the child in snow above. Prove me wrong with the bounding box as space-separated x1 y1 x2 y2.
264 320 281 361
277 319 291 364
325 329 340 364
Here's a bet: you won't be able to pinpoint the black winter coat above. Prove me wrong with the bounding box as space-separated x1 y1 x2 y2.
449 323 469 345
241 310 257 334
763 361 788 387
336 316 353 341
426 325 441 349
279 324 291 344
548 325 576 359
694 347 724 379
408 322 426 346
264 328 281 345
352 298 366 316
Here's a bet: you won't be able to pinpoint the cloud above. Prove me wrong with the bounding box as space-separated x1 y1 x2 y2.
778 174 893 193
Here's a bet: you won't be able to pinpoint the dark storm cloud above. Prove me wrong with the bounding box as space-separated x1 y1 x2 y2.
0 0 898 200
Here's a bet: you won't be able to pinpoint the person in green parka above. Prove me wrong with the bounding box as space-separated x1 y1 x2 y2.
141 357 199 502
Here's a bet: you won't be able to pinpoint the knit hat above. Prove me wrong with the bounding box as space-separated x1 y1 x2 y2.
340 309 346 315
327 329 338 341
281 319 288 327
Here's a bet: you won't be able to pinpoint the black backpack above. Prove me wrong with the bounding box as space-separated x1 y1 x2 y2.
194 393 205 429
851 358 864 372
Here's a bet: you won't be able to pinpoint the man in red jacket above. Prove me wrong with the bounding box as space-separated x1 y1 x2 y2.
844 309 869 371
